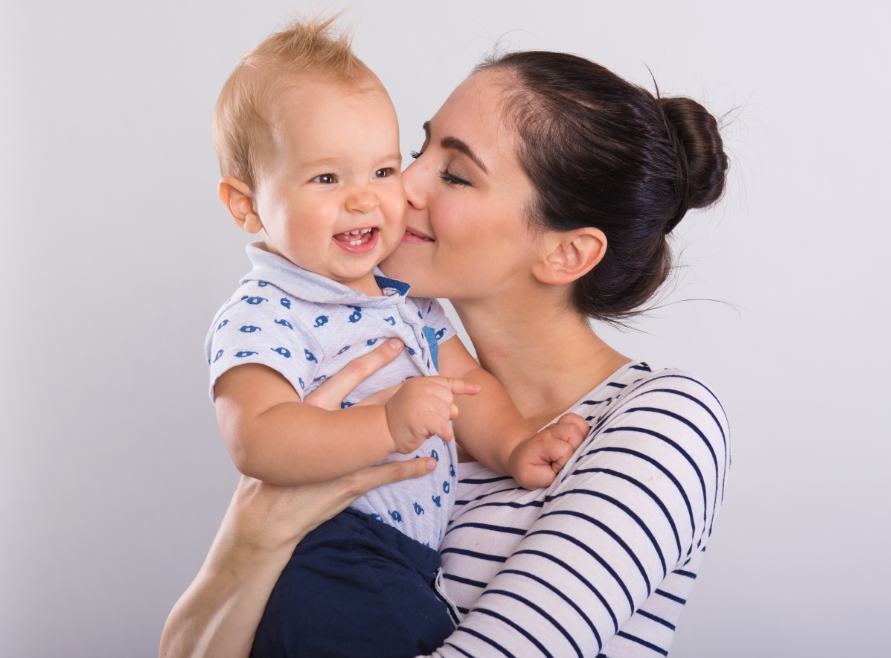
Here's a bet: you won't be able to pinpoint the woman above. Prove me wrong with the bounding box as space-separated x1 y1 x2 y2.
161 50 730 658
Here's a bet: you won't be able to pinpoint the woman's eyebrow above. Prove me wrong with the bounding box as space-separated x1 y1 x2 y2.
422 121 489 174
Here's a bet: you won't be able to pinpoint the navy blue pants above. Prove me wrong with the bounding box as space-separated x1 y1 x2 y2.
251 509 455 658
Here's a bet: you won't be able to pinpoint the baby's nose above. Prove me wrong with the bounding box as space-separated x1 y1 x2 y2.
347 188 379 213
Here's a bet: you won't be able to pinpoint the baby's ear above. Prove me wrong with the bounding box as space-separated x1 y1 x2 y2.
219 177 263 234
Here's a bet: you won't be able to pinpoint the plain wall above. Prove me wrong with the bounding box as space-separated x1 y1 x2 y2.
1 1 888 656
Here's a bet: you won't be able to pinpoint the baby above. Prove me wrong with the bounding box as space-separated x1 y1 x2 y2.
205 17 588 658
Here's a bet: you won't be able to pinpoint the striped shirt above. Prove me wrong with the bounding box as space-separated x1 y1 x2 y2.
428 362 730 657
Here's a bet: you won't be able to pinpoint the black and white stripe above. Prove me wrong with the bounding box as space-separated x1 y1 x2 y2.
428 362 730 657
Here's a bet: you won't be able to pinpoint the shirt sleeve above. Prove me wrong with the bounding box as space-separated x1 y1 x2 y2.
204 283 323 401
415 298 457 345
426 372 731 657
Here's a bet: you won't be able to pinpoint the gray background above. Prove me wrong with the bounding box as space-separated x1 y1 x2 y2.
1 1 888 656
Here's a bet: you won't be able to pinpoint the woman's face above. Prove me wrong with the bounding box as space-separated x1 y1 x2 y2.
381 71 541 302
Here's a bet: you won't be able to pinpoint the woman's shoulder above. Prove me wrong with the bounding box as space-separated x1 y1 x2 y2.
574 361 729 433
565 360 731 491
559 361 732 555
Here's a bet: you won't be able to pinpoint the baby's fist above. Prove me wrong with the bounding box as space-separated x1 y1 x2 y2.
508 413 590 489
384 376 479 454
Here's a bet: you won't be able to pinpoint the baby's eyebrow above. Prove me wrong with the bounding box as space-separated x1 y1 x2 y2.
301 156 341 169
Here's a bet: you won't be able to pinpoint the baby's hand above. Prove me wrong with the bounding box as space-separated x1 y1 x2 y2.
508 413 590 489
385 376 480 454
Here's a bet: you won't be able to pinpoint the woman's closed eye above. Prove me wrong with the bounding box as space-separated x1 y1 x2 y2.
311 173 338 184
411 137 470 186
439 168 471 187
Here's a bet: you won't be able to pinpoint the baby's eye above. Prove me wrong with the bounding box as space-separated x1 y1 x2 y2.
373 168 394 179
312 174 337 184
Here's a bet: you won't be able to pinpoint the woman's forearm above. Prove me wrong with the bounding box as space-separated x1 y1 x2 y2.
161 343 432 658
159 511 298 658
160 458 438 658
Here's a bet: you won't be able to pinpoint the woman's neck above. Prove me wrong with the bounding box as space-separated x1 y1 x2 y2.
453 289 632 429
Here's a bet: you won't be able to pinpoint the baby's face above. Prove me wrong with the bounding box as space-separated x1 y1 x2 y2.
253 77 406 291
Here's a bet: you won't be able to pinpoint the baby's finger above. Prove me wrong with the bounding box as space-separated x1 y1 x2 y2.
557 412 590 434
426 410 454 442
543 438 576 473
549 424 586 451
304 338 404 410
554 414 590 447
433 376 481 397
516 464 558 490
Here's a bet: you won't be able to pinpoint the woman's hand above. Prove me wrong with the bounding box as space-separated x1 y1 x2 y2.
303 336 407 409
160 339 431 658
222 337 423 552
230 337 424 543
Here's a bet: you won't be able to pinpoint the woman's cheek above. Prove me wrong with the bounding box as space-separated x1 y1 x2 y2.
430 195 476 248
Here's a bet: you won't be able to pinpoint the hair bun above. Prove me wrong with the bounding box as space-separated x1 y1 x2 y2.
657 97 729 217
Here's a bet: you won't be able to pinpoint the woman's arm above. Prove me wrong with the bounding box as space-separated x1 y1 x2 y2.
159 341 432 658
160 461 435 658
427 370 731 657
159 476 327 658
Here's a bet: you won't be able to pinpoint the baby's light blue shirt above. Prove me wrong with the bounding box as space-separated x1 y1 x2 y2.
205 243 457 547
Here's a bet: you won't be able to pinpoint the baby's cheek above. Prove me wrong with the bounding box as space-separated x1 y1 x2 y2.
383 189 408 224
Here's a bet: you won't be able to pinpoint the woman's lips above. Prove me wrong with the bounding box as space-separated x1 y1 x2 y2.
402 227 434 243
333 227 379 254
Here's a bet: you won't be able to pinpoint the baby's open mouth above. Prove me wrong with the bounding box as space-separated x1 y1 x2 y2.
333 227 378 253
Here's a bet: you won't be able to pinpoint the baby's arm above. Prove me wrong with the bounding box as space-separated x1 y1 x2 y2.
215 363 475 486
436 337 588 488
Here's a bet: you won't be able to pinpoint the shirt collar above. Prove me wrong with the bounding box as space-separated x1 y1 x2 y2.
241 242 411 306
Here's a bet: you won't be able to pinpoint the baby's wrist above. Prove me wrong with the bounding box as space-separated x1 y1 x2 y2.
501 428 536 473
378 404 402 454
501 438 524 480
506 449 536 487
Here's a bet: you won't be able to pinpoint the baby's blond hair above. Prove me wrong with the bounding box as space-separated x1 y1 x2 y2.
213 15 377 189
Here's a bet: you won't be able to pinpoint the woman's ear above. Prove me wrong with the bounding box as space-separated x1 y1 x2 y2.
532 228 607 286
219 177 263 234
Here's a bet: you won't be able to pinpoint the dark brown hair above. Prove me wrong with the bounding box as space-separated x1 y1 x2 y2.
476 51 729 324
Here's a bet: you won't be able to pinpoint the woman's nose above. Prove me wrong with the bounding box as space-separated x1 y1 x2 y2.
402 159 427 210
346 187 379 214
